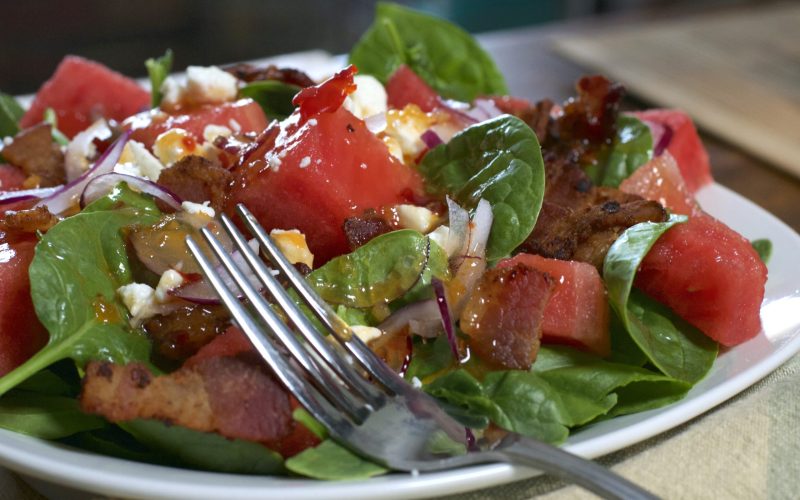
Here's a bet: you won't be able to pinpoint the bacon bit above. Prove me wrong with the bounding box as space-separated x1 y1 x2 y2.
3 124 66 187
293 65 357 122
0 206 58 234
224 63 315 88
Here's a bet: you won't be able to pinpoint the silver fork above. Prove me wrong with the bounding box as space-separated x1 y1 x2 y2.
186 204 658 500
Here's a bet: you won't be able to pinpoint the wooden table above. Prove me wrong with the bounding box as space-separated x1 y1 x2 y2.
478 13 800 233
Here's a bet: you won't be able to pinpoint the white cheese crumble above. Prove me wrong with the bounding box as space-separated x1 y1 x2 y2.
65 119 111 181
343 75 388 121
181 200 215 218
299 156 311 168
270 229 314 268
395 204 439 233
427 225 452 255
115 140 165 181
161 65 238 110
154 269 185 303
350 325 383 344
152 128 197 166
411 376 423 389
118 269 185 326
202 124 232 143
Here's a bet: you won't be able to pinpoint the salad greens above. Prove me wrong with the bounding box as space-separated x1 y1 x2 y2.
752 238 773 264
604 216 718 383
0 91 23 138
0 185 158 397
419 114 545 261
240 80 301 121
594 115 654 187
42 107 69 146
350 2 508 102
145 49 174 108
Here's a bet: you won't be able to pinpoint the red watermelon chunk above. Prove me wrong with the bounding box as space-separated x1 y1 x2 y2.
635 213 767 346
20 56 151 138
620 152 701 217
632 109 713 193
386 65 440 113
0 238 48 376
0 165 27 191
499 254 611 357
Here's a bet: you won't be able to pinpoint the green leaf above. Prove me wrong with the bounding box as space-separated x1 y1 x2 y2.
349 2 508 102
145 49 174 108
0 91 24 137
603 216 718 383
0 392 106 439
292 408 327 440
751 238 772 265
0 188 159 396
596 115 653 187
64 427 163 464
285 439 387 480
405 336 456 382
42 108 69 146
122 419 285 474
239 80 301 121
418 114 545 260
307 230 446 308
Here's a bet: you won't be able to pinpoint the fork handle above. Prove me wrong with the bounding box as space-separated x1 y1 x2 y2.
496 434 659 500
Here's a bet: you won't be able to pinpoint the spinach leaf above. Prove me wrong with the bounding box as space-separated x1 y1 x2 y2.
0 392 106 439
43 108 69 146
239 80 301 121
285 439 387 480
595 115 653 187
405 336 455 382
122 419 285 474
603 215 718 383
751 238 772 264
418 114 545 260
64 426 163 464
0 187 159 396
349 2 508 102
308 230 447 308
145 49 174 108
0 91 24 137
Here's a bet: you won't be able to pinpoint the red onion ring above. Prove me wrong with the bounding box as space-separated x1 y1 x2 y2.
653 123 674 157
80 172 182 210
432 278 459 360
377 299 441 338
0 186 61 206
35 130 131 214
421 129 443 149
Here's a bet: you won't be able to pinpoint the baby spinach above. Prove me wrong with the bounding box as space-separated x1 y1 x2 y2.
593 115 653 187
0 186 159 396
751 238 772 264
0 91 23 137
145 49 173 108
0 391 106 439
239 80 301 121
285 439 387 480
122 419 285 474
349 2 508 102
418 114 545 260
603 216 718 383
43 108 69 146
308 230 447 308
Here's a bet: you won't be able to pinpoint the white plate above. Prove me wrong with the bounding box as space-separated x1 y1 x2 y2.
2 182 800 500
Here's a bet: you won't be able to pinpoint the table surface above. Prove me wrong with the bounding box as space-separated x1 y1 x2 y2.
4 6 800 500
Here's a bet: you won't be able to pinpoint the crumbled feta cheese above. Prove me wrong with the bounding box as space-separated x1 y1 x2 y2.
153 128 198 166
117 140 165 181
343 75 388 120
395 204 439 233
350 325 383 344
427 225 451 254
181 200 215 218
382 105 436 161
154 269 185 302
113 162 143 178
2 136 13 146
228 119 241 133
270 229 314 268
411 376 423 389
203 124 232 143
117 283 159 326
161 66 238 110
383 136 403 162
65 119 111 181
307 118 318 126
299 156 311 168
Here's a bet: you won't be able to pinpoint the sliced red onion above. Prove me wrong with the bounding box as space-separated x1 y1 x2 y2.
463 98 504 123
653 123 673 157
80 172 182 210
171 239 271 304
421 129 443 149
35 130 131 214
0 186 61 206
445 196 469 257
377 299 441 338
432 278 459 360
467 199 493 257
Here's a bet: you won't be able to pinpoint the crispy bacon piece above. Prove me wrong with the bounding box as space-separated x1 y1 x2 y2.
460 263 554 370
224 63 315 88
342 210 392 250
0 206 58 234
2 124 66 187
156 155 231 213
80 355 292 444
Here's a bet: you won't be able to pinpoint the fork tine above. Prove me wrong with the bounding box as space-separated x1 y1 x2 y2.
186 235 352 432
217 214 387 408
235 204 408 395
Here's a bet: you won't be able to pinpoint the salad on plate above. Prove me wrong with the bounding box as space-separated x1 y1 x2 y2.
0 2 769 481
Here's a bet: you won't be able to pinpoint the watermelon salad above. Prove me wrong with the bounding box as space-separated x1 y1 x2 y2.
0 3 768 479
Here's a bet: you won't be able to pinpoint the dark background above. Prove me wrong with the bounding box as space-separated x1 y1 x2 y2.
1 0 757 95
